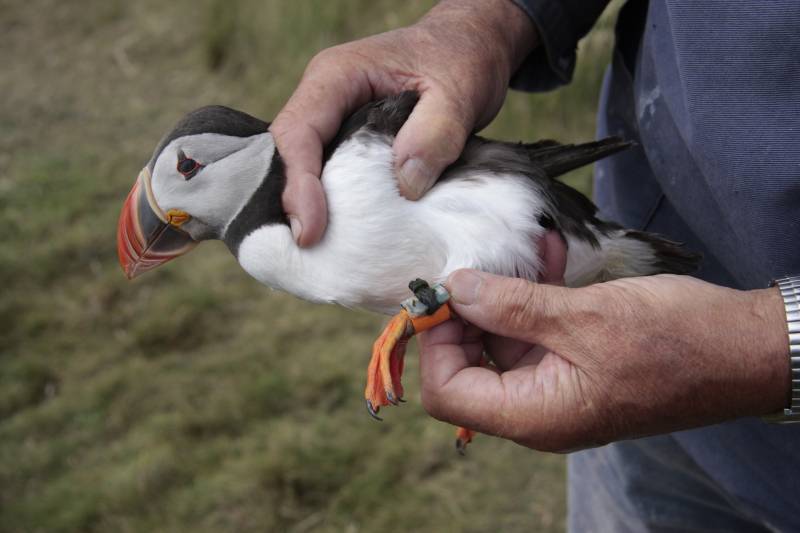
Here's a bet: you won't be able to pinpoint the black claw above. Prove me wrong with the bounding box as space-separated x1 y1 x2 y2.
386 391 398 405
366 399 383 421
397 397 406 403
455 438 468 456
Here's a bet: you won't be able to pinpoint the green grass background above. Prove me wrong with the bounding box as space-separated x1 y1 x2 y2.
1 1 620 531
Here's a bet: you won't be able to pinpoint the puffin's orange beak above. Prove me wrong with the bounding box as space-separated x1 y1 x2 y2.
117 167 196 279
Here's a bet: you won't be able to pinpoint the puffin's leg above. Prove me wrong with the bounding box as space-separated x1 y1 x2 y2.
364 303 452 420
455 427 477 455
388 336 408 402
365 311 413 419
454 353 490 454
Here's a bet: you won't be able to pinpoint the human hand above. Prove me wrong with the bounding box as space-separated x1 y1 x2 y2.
419 270 789 452
270 0 537 246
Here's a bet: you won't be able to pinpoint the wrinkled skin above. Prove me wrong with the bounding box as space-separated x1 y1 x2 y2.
419 271 789 452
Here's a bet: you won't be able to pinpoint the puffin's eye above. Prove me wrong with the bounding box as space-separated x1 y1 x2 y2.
177 151 202 180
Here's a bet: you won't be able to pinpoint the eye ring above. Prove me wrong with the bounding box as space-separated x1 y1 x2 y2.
177 151 203 180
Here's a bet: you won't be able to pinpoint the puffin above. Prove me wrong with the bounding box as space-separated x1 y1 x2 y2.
117 91 699 449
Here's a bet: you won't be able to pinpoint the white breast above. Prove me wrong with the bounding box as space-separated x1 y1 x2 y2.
237 133 547 314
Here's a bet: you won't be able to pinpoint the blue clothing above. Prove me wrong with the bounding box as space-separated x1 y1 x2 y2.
512 0 800 530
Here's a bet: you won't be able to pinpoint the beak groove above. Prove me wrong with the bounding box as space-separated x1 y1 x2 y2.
117 167 197 279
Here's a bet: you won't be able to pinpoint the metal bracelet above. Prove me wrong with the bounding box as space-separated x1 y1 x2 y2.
765 276 800 423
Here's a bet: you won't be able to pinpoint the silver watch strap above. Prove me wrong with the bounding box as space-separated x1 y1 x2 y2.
766 276 800 423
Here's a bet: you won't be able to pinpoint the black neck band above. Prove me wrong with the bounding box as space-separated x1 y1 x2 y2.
223 151 288 256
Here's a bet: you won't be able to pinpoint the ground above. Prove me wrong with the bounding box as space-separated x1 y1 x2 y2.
1 1 618 531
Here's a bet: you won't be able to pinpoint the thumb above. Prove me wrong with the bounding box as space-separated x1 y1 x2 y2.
393 89 473 200
445 270 568 346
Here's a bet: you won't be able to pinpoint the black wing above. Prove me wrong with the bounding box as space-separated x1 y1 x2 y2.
324 91 419 161
325 91 634 247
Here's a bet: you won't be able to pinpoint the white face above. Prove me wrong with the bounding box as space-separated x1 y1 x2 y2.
150 132 274 240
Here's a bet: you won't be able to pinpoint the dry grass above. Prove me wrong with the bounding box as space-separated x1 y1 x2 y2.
1 1 619 531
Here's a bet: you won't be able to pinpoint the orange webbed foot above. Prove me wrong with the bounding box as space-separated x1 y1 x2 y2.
365 310 413 419
364 279 452 420
454 355 489 454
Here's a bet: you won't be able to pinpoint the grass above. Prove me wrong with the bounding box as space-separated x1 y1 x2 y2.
1 1 619 531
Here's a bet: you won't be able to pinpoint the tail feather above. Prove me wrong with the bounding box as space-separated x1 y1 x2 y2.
520 136 699 285
564 228 701 287
623 230 701 276
526 137 633 178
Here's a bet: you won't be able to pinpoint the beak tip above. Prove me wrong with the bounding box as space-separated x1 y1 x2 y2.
118 255 135 280
118 251 147 280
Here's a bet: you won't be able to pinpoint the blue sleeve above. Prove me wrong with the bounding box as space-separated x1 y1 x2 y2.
510 0 611 91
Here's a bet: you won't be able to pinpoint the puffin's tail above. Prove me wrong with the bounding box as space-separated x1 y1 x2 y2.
563 227 702 287
522 136 700 286
525 137 633 178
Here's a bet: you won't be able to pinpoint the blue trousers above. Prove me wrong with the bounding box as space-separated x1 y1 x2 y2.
567 436 774 532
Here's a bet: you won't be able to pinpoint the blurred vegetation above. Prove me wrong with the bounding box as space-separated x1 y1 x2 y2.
1 0 620 531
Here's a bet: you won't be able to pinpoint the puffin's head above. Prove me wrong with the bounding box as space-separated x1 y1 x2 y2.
117 106 274 279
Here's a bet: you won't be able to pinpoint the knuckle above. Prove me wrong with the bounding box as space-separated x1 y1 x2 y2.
270 109 306 147
516 416 610 453
415 119 464 161
420 387 449 422
306 43 360 79
268 117 293 142
440 118 470 151
306 46 339 70
492 279 539 330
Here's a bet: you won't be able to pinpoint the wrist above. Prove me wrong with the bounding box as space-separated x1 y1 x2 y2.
746 286 791 415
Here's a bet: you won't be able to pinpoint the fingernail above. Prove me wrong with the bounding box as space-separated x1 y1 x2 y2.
448 270 483 306
398 158 435 200
289 215 303 243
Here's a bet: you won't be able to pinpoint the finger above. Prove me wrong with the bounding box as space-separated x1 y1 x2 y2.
279 143 328 247
392 87 473 200
461 322 484 343
445 269 568 346
483 334 549 371
271 108 331 247
420 320 563 442
271 54 374 246
482 334 531 370
421 320 485 367
419 331 509 433
510 344 550 368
